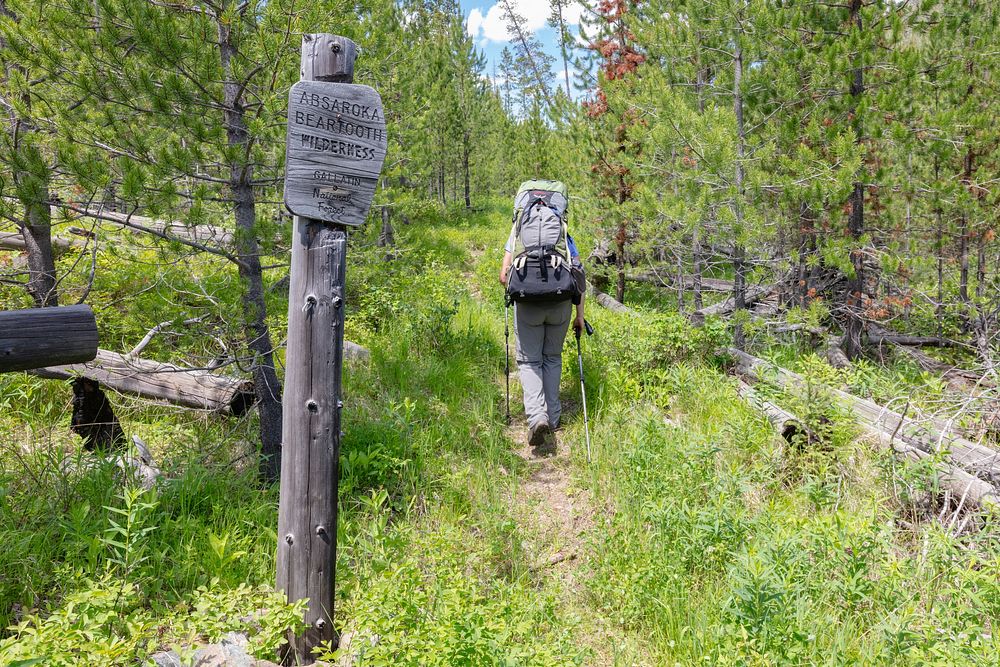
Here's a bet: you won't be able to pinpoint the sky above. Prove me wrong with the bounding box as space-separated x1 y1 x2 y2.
458 0 589 95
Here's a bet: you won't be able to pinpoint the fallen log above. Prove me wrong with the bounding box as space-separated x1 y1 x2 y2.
751 297 780 317
692 281 776 322
894 344 990 391
73 209 235 247
731 352 998 508
770 323 826 338
0 305 99 372
735 380 809 443
868 323 991 391
825 337 851 370
628 272 733 292
875 426 999 509
868 326 959 348
31 349 254 415
729 348 1000 484
0 231 81 253
587 282 632 314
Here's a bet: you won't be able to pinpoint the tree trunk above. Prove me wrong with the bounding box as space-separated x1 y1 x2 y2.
615 220 626 305
958 147 974 318
218 18 282 483
843 0 866 360
976 229 987 300
732 30 747 350
557 0 571 99
377 205 394 251
1 0 59 308
20 187 59 307
959 214 970 304
797 202 814 307
692 52 706 313
675 251 685 312
692 223 703 311
462 129 471 209
935 161 944 337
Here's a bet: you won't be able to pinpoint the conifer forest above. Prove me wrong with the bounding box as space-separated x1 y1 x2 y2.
1 0 999 664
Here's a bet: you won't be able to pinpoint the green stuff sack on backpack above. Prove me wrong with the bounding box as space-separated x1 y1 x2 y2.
505 180 580 303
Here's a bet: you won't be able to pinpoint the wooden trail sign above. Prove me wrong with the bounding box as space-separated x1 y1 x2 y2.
277 33 384 664
284 81 387 224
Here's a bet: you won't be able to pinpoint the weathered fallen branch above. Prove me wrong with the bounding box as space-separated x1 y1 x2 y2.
729 348 1000 485
31 349 254 415
587 282 632 314
825 337 851 370
868 325 959 348
0 305 99 373
65 208 235 247
628 272 733 292
735 380 809 443
0 231 81 253
121 435 162 490
692 281 776 321
731 351 998 508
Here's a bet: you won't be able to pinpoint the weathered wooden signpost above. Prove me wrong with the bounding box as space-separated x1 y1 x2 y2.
0 304 98 373
276 34 386 663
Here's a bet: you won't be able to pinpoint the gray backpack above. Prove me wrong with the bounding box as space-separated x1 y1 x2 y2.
506 180 579 303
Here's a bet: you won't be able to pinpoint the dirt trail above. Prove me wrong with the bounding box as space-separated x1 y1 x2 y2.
502 370 630 665
507 409 594 578
470 239 641 664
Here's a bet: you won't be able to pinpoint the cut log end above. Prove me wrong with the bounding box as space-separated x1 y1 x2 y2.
0 305 99 373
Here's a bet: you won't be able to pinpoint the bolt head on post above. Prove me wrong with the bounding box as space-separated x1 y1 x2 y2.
301 33 357 83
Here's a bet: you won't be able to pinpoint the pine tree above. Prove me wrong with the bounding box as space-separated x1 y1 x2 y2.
21 0 318 481
548 0 576 99
0 0 60 307
581 0 645 304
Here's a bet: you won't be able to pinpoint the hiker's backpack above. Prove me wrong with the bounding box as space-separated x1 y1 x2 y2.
505 180 581 303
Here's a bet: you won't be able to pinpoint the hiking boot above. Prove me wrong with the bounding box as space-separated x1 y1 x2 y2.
537 427 557 456
528 421 551 448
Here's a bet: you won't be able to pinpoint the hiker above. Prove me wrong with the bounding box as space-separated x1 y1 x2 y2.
500 180 586 449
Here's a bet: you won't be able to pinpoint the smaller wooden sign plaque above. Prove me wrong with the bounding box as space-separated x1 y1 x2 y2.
284 80 388 225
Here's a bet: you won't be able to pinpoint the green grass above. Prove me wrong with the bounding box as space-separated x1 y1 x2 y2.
3 198 1000 665
0 200 587 665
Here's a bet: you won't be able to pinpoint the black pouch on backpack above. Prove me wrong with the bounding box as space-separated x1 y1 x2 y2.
507 252 578 303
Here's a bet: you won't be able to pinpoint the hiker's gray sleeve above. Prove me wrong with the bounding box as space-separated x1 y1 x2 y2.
504 224 516 254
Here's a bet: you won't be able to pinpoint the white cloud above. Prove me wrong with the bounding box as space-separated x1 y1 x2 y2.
466 1 585 44
562 3 585 24
467 8 485 37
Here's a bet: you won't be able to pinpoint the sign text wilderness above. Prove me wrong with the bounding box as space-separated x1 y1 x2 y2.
284 81 387 226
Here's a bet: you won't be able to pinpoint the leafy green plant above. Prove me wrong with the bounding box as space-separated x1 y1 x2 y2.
102 486 159 582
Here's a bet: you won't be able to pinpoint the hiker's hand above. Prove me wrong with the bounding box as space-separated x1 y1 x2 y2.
573 315 585 335
499 252 512 286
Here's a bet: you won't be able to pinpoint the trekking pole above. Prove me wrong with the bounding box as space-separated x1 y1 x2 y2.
576 319 594 462
504 297 511 425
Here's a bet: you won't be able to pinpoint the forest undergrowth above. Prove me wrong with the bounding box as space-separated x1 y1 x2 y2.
1 203 999 666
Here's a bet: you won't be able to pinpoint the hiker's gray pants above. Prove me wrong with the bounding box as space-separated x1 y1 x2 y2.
514 300 572 429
